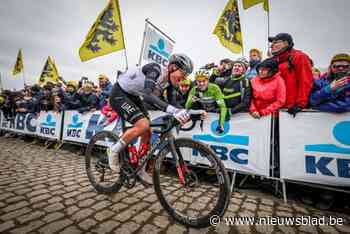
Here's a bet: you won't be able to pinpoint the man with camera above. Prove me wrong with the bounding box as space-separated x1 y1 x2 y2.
309 53 350 112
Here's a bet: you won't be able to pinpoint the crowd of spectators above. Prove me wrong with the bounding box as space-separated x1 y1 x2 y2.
163 32 350 122
1 32 349 123
0 74 113 120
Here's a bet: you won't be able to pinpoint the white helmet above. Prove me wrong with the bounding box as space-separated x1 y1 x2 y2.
169 53 194 75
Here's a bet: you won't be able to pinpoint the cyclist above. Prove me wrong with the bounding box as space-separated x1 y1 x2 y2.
185 70 227 133
108 54 197 185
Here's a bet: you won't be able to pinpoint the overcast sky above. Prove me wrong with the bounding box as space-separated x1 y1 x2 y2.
0 0 349 90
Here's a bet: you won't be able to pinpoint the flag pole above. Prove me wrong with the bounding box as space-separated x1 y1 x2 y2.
0 72 3 91
116 0 128 71
145 18 175 44
137 19 149 66
267 0 271 57
22 68 26 88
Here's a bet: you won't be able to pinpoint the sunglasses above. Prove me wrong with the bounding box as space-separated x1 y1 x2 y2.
332 64 350 69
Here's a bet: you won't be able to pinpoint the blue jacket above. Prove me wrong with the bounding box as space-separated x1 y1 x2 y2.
101 81 113 98
77 92 98 113
98 81 113 108
245 61 260 80
309 74 350 113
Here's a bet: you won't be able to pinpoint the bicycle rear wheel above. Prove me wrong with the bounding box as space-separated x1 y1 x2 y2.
153 138 231 228
85 131 125 194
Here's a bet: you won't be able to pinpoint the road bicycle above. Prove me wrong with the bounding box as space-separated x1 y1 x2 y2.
85 110 231 228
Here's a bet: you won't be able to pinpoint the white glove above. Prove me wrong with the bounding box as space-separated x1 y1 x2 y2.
174 109 190 124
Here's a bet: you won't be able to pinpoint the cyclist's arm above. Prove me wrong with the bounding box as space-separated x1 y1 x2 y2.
139 63 176 112
213 84 227 127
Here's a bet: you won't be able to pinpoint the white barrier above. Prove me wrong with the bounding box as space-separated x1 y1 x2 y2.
280 111 350 187
36 111 63 140
62 110 122 145
150 112 271 177
0 111 63 140
0 112 38 135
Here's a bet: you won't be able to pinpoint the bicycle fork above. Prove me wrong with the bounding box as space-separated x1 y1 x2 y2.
169 137 189 185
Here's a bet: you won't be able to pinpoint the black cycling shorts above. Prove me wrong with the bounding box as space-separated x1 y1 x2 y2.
109 83 149 124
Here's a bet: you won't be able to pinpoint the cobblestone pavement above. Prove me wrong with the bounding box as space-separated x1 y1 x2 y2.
0 136 349 234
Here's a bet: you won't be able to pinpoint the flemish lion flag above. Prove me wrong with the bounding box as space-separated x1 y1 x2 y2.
79 0 125 62
38 56 59 86
213 0 242 54
242 0 269 12
12 49 24 76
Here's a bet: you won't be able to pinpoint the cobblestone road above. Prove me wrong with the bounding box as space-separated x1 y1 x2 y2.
0 136 349 234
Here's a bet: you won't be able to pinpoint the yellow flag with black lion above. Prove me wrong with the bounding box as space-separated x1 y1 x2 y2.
213 0 243 54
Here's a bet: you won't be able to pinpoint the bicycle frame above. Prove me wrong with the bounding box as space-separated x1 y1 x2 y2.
121 119 189 185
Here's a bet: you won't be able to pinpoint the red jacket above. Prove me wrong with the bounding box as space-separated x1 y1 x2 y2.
273 49 313 108
101 104 118 123
250 73 286 116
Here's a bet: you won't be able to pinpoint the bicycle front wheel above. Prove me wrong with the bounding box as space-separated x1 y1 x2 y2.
153 138 231 228
85 130 124 194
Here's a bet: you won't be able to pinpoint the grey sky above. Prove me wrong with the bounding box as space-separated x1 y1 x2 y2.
0 0 348 90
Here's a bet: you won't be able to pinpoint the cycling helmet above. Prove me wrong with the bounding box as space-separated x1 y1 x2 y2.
195 70 210 81
169 53 194 75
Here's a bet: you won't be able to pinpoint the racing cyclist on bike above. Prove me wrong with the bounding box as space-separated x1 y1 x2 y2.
108 54 201 185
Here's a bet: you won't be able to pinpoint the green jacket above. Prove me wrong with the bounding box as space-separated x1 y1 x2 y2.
185 83 227 128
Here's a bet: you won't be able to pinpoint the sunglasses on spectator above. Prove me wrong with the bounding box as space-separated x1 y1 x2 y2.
332 64 350 69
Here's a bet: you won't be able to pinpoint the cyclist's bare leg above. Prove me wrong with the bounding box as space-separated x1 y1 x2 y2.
137 128 153 185
120 118 150 143
108 118 150 171
140 128 151 145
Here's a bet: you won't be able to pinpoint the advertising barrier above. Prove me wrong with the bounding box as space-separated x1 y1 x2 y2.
36 111 63 140
62 110 122 145
151 112 271 177
0 111 63 140
0 112 38 135
280 111 350 187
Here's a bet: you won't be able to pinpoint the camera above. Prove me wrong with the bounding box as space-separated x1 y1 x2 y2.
79 76 89 88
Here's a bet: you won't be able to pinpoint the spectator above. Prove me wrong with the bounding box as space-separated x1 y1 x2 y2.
246 48 262 80
177 79 193 108
52 94 65 113
97 74 113 107
207 58 234 84
309 53 350 113
30 84 44 101
312 67 321 80
269 33 313 117
16 89 37 113
0 90 16 120
64 81 80 110
101 99 118 124
250 59 286 118
185 70 227 133
39 84 53 112
219 58 251 116
77 83 98 113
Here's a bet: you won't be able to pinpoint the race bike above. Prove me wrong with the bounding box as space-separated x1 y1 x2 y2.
85 110 231 228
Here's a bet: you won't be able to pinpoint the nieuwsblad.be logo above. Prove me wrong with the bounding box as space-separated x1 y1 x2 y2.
192 119 249 164
305 120 350 179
